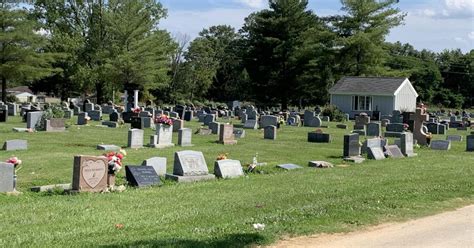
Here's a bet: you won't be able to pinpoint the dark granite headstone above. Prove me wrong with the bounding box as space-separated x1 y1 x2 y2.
343 133 360 157
125 166 160 187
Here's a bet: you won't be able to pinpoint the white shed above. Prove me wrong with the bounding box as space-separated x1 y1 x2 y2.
329 77 418 118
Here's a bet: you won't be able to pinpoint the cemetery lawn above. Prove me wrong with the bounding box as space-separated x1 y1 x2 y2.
0 116 473 247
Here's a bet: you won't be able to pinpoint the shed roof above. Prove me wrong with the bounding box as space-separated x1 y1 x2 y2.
329 77 408 96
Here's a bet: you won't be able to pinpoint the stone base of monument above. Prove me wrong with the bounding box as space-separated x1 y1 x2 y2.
165 173 216 183
31 183 71 192
149 143 175 149
343 156 365 163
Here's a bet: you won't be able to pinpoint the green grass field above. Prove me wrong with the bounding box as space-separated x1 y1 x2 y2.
0 115 473 247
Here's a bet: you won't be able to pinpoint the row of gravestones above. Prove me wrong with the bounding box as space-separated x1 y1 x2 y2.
71 150 244 192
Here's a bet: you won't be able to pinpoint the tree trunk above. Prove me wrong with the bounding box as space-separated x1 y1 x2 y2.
96 82 103 104
1 77 6 102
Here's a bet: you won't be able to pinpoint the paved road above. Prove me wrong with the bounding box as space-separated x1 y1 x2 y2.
271 205 474 248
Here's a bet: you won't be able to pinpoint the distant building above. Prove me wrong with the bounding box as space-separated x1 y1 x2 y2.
1 86 37 103
329 77 418 118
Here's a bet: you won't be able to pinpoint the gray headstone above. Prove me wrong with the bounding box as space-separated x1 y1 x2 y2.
386 123 404 132
150 124 174 148
209 122 221 135
264 125 277 140
467 135 474 152
96 144 121 151
386 145 404 158
27 111 44 129
109 111 119 122
400 132 416 157
142 157 167 176
243 119 258 129
367 147 385 160
3 140 27 151
362 137 382 154
214 159 244 178
77 112 88 125
446 135 462 142
128 129 144 148
307 132 331 143
366 122 381 137
178 128 193 147
260 115 279 128
0 163 14 192
88 110 102 121
430 140 451 150
344 133 360 157
277 163 303 170
203 114 216 125
173 119 184 132
165 151 216 182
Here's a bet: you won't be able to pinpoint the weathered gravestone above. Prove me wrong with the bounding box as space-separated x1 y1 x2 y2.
260 115 279 128
109 111 119 122
45 118 66 132
303 110 315 127
240 113 248 123
209 122 220 135
385 123 404 137
264 125 277 140
400 132 417 157
141 117 152 129
96 144 121 151
214 159 244 179
390 110 403 123
430 140 451 150
343 133 361 157
150 124 174 148
178 128 193 147
277 163 303 170
446 135 462 142
466 135 474 152
219 124 237 145
203 114 216 125
197 127 212 135
233 129 246 138
127 129 144 148
142 157 167 176
3 140 27 151
367 147 385 160
243 119 258 129
362 137 382 154
88 110 102 121
411 108 429 146
354 113 370 130
386 145 404 158
173 119 184 132
77 112 88 125
165 150 216 182
125 166 160 187
184 111 193 121
307 131 331 143
0 163 14 192
72 155 108 192
27 111 44 129
7 103 17 116
366 122 381 137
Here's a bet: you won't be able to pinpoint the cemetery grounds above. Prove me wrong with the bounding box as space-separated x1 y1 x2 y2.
0 115 473 247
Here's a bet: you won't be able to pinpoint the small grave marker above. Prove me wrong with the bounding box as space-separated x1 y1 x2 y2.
72 156 108 192
214 159 244 178
125 166 160 187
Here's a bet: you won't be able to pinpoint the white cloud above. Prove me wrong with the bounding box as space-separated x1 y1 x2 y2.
235 0 265 9
416 0 474 19
468 31 474 40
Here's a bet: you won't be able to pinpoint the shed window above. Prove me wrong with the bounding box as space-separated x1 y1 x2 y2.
352 96 372 111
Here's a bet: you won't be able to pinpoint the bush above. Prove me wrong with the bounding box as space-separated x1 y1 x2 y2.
36 105 65 131
321 105 345 122
6 94 19 103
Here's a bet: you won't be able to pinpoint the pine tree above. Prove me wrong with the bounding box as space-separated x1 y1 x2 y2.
0 3 58 102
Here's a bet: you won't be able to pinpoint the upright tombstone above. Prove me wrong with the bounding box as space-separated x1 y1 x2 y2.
307 131 331 143
172 119 184 132
142 157 167 176
45 118 66 132
390 110 403 123
367 147 386 160
88 110 102 121
178 128 193 147
72 155 108 192
411 108 429 146
219 124 237 145
203 114 216 125
0 162 14 193
260 115 279 128
165 150 216 182
366 122 381 137
466 135 474 152
354 113 370 130
183 111 193 121
7 103 17 116
84 103 94 112
150 124 174 148
400 132 417 157
127 129 144 149
240 113 248 124
303 110 316 126
0 107 8 122
361 137 382 154
2 140 27 151
208 122 220 135
243 119 258 129
27 111 44 129
343 133 361 157
264 125 277 140
430 140 451 150
214 159 244 179
77 112 88 125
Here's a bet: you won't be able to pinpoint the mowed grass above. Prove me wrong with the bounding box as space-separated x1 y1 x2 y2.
0 115 473 247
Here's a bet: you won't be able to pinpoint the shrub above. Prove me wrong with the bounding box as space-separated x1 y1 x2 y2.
36 105 65 131
321 105 345 122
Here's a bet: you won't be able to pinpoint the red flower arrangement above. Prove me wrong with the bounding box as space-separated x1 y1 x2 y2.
105 149 127 174
6 156 22 172
132 107 141 114
154 114 173 126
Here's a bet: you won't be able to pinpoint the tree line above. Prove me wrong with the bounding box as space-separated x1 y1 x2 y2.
1 0 472 109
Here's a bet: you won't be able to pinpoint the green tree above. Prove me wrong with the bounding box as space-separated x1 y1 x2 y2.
0 3 59 102
332 0 405 76
241 0 319 109
105 0 175 101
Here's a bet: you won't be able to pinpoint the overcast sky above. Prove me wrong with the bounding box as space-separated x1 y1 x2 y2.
158 0 474 53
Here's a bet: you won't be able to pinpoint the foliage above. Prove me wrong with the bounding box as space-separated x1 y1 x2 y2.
321 105 346 122
0 3 60 102
6 94 19 103
35 104 65 130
